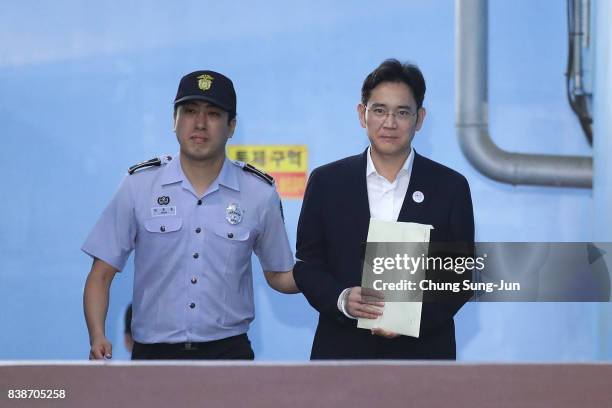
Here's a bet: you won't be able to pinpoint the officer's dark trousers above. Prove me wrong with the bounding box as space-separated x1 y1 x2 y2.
131 333 254 360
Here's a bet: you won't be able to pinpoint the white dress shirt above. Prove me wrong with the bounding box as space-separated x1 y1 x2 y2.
366 146 414 222
338 146 415 318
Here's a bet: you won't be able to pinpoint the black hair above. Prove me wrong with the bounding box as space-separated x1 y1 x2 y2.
174 102 236 124
361 59 426 108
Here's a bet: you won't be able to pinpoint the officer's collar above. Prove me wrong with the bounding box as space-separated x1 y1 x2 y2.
215 157 240 191
160 154 239 192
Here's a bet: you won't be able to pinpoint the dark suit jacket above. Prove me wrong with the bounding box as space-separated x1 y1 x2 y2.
294 149 475 360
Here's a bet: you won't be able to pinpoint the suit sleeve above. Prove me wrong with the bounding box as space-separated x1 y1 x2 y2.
293 169 349 324
448 174 475 308
421 175 475 334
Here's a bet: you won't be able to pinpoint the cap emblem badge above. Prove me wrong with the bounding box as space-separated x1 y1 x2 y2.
197 74 214 91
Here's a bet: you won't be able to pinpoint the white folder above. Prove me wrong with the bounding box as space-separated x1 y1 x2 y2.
357 218 433 338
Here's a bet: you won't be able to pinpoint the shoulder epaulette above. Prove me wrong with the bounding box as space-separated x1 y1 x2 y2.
241 163 274 185
128 155 173 175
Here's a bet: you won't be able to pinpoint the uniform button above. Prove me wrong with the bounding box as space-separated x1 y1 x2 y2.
189 302 196 309
197 199 202 205
193 252 199 259
191 277 197 284
195 227 201 234
227 233 234 239
160 226 166 232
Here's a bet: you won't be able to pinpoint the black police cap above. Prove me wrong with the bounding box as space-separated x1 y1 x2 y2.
174 70 236 116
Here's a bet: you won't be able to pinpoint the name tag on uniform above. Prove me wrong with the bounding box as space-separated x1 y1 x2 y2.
151 206 177 217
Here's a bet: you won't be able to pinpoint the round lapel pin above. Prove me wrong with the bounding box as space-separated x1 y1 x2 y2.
226 203 244 225
412 190 424 204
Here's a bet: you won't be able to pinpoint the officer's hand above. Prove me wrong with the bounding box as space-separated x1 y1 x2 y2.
346 286 385 319
371 327 400 339
89 336 113 360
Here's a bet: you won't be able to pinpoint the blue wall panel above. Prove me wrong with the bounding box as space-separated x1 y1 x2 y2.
0 0 607 361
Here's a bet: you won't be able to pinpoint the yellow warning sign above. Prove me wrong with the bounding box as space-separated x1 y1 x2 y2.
227 145 308 199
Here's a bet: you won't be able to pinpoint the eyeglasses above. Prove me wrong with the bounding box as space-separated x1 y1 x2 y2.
366 106 418 121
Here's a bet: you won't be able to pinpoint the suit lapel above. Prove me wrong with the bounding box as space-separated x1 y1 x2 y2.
349 149 371 241
398 151 428 223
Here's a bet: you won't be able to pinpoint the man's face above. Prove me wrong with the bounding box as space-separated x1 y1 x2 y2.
358 81 426 159
173 100 236 163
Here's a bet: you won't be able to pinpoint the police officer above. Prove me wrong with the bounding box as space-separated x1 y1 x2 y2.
83 70 297 360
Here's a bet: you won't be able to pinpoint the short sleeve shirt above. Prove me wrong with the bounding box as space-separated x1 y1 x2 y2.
82 155 294 343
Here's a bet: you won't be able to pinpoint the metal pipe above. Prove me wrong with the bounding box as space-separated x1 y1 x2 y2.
573 0 584 92
455 0 593 188
582 0 590 48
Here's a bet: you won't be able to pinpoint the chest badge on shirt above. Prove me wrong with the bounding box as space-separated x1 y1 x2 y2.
412 190 424 204
157 196 170 205
226 203 244 225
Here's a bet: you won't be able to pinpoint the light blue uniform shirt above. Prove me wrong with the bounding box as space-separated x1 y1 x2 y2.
82 155 294 343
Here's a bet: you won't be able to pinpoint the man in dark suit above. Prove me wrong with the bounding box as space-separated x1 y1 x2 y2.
294 59 474 360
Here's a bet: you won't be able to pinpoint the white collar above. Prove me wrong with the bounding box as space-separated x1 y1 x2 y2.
366 146 414 180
